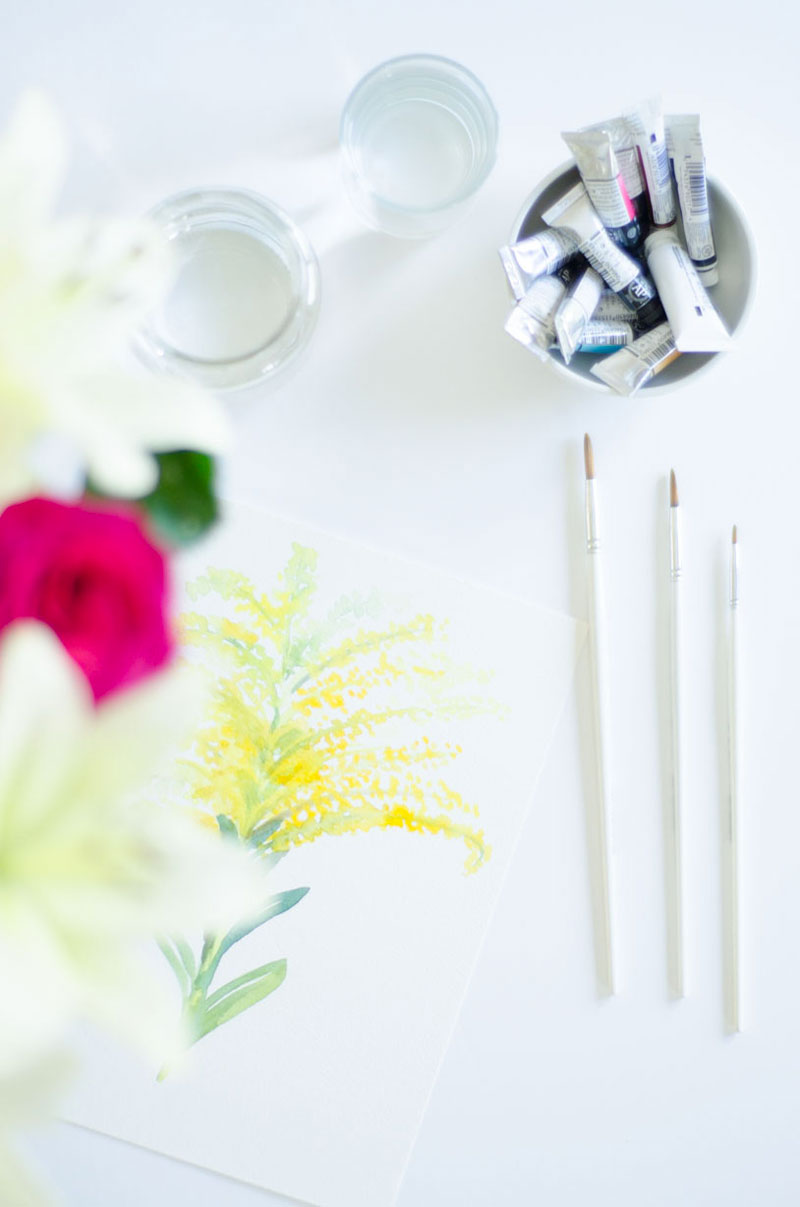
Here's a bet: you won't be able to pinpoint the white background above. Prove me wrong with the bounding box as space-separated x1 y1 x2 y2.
6 0 800 1202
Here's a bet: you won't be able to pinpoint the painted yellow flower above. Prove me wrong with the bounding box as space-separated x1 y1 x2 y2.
0 92 230 503
180 549 496 873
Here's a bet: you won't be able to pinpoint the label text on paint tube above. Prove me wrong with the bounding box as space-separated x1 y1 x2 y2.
614 145 645 201
584 178 631 228
666 114 718 286
593 292 639 325
498 229 578 299
590 322 679 395
579 320 633 348
644 229 731 352
625 96 676 226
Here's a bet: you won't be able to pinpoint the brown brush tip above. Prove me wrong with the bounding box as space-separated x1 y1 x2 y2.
732 524 737 544
583 434 595 480
670 469 679 508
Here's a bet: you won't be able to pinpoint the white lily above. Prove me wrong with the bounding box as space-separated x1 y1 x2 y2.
0 1054 71 1206
0 92 231 503
0 621 267 1077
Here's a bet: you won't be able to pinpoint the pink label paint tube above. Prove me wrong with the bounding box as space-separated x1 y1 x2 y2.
499 229 578 299
504 272 567 360
624 96 676 227
554 264 604 363
644 229 731 352
666 114 718 287
562 128 642 251
542 181 664 327
587 115 648 227
591 322 680 395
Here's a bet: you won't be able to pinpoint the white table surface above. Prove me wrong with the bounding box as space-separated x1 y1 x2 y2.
7 1 800 1202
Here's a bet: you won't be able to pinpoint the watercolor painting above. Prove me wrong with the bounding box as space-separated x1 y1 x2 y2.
158 544 499 1057
64 503 584 1207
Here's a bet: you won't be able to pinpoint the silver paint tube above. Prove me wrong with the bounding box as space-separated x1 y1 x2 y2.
554 265 604 363
666 114 718 287
504 273 567 361
542 181 664 326
562 128 642 251
499 229 578 299
587 115 647 211
644 229 731 352
591 322 680 395
624 96 676 227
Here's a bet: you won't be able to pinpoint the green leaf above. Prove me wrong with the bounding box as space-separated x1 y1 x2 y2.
247 816 285 849
173 935 197 981
216 814 239 842
139 450 219 548
157 936 191 998
218 886 310 960
195 959 287 1039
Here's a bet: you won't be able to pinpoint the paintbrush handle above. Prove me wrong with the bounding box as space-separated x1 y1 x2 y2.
727 602 741 1031
669 574 685 997
587 550 615 995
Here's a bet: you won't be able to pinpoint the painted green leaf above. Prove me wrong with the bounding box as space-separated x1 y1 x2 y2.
218 886 310 960
139 450 219 548
247 816 285 849
195 959 287 1039
173 934 197 981
157 936 191 998
216 814 239 841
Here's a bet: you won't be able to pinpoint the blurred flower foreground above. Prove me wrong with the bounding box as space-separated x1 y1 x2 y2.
0 91 246 1201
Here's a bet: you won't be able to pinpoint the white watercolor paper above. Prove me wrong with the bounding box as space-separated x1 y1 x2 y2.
64 501 585 1207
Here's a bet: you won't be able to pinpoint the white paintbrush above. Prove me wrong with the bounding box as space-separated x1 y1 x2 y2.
726 524 742 1031
584 434 615 994
668 469 685 998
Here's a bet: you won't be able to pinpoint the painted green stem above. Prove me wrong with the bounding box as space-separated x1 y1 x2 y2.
156 885 309 1079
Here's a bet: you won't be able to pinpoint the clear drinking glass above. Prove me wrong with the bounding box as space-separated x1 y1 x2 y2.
135 189 320 391
340 54 498 239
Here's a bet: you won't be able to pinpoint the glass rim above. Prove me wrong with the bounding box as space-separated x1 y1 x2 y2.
135 187 321 390
339 53 499 217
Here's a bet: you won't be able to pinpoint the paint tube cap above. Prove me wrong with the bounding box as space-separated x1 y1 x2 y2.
697 264 720 288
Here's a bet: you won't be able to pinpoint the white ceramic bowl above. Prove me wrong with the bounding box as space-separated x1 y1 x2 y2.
509 161 757 394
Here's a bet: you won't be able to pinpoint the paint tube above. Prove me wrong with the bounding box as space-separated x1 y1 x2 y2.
587 116 648 224
575 320 634 351
562 129 642 251
624 96 676 227
591 322 679 395
644 229 731 352
666 114 718 287
554 265 604 363
504 273 567 360
542 181 664 327
594 291 639 326
499 229 578 299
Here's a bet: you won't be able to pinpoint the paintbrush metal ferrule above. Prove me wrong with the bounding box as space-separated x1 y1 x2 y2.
584 479 600 552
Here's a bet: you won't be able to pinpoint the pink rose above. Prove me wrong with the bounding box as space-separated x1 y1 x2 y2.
0 497 173 701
